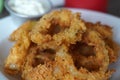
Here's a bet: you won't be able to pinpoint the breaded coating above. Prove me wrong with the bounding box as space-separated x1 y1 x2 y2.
4 21 36 74
4 9 119 80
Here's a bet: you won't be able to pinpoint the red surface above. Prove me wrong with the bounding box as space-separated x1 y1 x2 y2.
65 0 108 12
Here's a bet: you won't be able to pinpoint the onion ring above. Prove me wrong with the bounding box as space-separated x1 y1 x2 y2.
30 9 86 47
21 45 56 80
85 22 119 63
4 21 36 74
22 30 111 80
4 9 119 80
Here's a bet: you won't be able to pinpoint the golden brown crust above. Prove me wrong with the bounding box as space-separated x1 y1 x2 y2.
4 9 119 80
4 21 36 74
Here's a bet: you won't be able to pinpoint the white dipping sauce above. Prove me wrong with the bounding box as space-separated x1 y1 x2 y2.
8 0 49 16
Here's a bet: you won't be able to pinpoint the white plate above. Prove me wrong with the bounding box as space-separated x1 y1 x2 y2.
0 8 120 80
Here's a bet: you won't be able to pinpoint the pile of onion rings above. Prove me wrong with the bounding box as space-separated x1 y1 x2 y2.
4 9 119 80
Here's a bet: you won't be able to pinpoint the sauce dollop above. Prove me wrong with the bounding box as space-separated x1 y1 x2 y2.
8 0 50 16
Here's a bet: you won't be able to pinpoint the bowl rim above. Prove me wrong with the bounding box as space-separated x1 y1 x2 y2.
4 0 53 18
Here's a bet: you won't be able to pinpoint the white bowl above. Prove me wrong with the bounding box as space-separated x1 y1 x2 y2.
5 0 52 26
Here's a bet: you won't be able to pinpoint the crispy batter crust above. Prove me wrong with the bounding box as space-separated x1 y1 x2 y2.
4 9 119 80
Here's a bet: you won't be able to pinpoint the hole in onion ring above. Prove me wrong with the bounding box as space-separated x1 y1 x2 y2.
69 42 101 71
32 48 56 67
46 24 68 36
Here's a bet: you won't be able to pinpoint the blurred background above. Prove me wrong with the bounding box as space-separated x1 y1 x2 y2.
0 0 120 18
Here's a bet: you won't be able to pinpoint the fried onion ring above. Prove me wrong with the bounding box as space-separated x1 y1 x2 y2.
54 45 112 80
30 9 86 47
22 29 111 80
85 22 119 63
4 9 119 80
4 21 36 74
